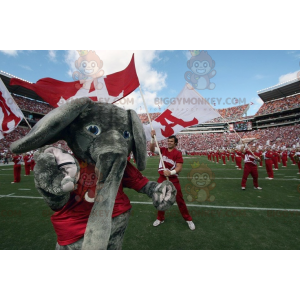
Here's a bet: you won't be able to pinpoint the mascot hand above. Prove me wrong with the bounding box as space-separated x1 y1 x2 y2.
33 146 80 211
152 181 177 211
138 181 177 211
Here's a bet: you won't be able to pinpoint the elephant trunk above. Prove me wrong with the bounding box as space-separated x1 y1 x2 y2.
81 131 128 250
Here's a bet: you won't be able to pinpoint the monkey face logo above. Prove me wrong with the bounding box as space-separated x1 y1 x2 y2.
184 50 216 90
191 60 212 76
79 172 97 188
185 162 216 202
72 50 104 90
191 171 212 188
78 60 101 77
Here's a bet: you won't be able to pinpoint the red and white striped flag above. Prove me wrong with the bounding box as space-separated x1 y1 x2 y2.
0 78 23 140
143 83 220 141
10 54 139 107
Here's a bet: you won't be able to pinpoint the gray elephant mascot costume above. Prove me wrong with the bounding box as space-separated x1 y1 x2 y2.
11 97 176 250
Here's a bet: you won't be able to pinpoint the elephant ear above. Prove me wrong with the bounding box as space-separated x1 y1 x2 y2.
10 98 91 154
129 109 147 171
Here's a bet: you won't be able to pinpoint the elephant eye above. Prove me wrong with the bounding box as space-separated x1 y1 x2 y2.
86 125 101 136
123 131 130 139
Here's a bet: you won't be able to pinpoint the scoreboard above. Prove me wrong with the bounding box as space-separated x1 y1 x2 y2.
230 121 252 131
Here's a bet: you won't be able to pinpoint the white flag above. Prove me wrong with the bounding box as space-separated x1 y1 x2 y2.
0 78 23 140
143 83 220 141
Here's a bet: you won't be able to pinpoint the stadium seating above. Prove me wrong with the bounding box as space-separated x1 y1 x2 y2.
1 94 300 155
256 94 300 116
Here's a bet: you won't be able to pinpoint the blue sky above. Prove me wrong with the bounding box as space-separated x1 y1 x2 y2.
1 50 300 116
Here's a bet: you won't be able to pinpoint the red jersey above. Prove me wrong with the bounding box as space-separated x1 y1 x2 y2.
235 150 242 157
264 150 274 160
23 155 30 164
51 160 149 246
244 150 257 166
158 147 183 179
12 155 22 165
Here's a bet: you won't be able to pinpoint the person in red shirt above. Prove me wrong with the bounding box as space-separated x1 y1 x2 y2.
216 149 220 164
221 150 226 165
235 147 243 170
295 148 300 174
289 149 296 165
281 149 288 167
23 152 31 176
264 146 274 179
272 150 279 170
226 150 230 161
230 150 235 163
150 130 195 230
254 148 263 168
53 158 151 249
241 146 262 190
30 153 35 171
11 154 23 183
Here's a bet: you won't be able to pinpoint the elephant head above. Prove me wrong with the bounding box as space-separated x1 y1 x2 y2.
10 97 147 249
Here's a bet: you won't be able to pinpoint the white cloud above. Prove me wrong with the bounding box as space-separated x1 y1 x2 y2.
0 50 19 56
19 65 32 71
254 74 265 80
64 50 168 113
278 70 300 84
48 50 57 62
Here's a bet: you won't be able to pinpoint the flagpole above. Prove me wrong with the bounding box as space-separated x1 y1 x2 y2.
139 86 169 181
0 78 32 131
11 97 32 130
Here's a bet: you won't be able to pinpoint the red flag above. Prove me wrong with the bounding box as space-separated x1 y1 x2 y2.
0 78 23 139
10 54 140 108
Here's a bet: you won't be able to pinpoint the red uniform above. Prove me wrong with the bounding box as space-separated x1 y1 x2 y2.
235 150 243 170
51 160 149 246
156 147 192 222
281 150 288 167
23 154 31 175
221 152 226 165
290 151 296 165
241 150 259 188
30 154 35 171
264 150 274 178
295 152 300 173
272 151 279 170
226 151 230 161
230 152 235 162
12 155 22 183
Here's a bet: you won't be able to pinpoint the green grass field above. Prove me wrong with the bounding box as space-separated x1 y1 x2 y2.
1 156 300 250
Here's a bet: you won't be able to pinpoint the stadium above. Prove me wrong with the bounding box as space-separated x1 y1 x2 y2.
0 68 300 250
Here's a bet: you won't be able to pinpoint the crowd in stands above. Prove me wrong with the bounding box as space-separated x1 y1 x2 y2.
256 94 300 116
146 124 300 152
138 113 161 125
13 95 52 115
1 94 300 155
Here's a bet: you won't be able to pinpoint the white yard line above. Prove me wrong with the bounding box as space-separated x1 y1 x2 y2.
131 201 300 212
1 194 299 212
0 193 15 199
0 195 41 199
144 176 300 180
